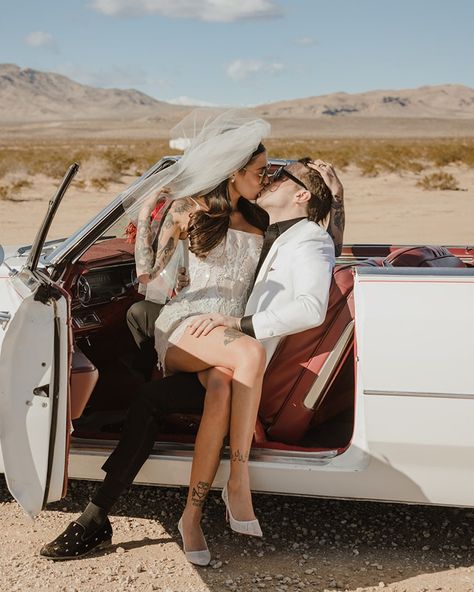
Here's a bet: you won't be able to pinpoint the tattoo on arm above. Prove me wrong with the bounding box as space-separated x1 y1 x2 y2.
327 198 345 257
135 206 181 281
230 448 249 463
223 327 244 346
191 481 211 507
135 218 155 277
147 236 176 280
162 213 175 230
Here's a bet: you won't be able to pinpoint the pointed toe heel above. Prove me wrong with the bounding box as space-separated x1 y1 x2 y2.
221 484 263 537
177 517 211 567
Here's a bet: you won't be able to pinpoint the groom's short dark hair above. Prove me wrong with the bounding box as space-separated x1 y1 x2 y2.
288 158 332 224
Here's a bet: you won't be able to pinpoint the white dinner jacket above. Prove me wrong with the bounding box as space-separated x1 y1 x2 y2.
245 218 335 367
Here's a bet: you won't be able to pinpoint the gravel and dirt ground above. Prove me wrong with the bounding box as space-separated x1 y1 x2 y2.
1 476 473 592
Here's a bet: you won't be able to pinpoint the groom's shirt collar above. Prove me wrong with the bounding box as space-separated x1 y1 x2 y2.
240 217 305 338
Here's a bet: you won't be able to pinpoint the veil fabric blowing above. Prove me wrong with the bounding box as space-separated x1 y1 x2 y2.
121 109 271 303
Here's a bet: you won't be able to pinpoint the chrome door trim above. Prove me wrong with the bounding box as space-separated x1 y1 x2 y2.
364 389 474 400
70 437 339 466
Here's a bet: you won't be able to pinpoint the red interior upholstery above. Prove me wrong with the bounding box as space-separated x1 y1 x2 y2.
259 263 357 444
70 348 99 420
386 245 466 268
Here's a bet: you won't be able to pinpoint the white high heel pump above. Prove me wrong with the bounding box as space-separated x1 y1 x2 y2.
177 517 211 566
221 484 263 537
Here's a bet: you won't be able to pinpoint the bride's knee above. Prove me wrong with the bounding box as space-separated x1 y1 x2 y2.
236 339 266 373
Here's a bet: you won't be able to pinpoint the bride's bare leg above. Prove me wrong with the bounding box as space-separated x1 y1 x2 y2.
180 367 232 551
165 325 266 522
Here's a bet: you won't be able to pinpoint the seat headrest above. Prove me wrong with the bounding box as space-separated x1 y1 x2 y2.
385 246 466 268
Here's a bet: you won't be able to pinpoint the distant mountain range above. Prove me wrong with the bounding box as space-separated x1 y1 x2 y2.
1 63 474 123
0 64 180 122
257 85 474 119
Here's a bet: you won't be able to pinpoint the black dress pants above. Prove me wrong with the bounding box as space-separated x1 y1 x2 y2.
92 372 205 511
126 300 164 378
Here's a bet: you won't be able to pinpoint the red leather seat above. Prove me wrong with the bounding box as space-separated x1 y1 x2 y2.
259 262 360 444
386 245 466 268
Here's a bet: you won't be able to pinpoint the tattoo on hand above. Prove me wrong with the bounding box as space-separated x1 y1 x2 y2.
191 481 210 507
223 327 244 346
230 448 249 463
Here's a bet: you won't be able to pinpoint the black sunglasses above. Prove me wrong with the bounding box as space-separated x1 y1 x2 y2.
270 166 309 191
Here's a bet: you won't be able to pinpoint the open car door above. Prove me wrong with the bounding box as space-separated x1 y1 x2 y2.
0 165 78 518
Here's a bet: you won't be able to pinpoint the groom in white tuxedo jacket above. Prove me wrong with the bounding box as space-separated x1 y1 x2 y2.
243 215 334 366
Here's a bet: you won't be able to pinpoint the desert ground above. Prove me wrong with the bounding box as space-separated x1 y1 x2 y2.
2 477 474 592
0 129 474 592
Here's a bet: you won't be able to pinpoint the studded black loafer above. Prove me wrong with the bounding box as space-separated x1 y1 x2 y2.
39 517 112 560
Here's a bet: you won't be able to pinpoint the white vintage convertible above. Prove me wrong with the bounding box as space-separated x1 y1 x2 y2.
1 158 473 519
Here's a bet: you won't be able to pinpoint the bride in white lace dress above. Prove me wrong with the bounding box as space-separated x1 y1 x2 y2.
153 212 263 373
134 115 271 561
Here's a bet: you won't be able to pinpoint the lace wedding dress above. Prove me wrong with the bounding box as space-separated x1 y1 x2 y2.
154 228 263 372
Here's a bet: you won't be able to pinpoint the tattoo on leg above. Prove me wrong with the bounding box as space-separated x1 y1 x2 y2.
191 481 210 507
223 327 244 346
230 448 249 463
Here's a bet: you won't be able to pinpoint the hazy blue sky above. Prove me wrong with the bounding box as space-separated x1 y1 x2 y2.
2 0 473 106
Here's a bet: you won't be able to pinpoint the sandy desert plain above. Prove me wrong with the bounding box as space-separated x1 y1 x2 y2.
1 116 474 248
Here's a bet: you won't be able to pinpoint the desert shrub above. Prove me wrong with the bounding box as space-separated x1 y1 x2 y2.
75 179 86 190
0 179 33 200
416 172 460 191
0 185 11 200
102 147 136 177
12 179 33 191
90 177 110 191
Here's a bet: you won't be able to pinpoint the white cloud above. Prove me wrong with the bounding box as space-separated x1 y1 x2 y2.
25 31 57 49
295 36 316 46
89 0 282 22
226 59 285 81
168 95 219 107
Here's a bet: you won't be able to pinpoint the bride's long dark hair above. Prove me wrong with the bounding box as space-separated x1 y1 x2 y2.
187 143 268 258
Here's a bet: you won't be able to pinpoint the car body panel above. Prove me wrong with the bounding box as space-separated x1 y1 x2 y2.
355 267 474 507
0 272 69 517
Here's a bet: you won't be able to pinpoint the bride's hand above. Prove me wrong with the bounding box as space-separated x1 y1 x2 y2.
138 187 170 220
188 313 240 338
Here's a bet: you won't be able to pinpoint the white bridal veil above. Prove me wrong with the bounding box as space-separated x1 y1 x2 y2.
122 109 271 303
121 109 271 221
